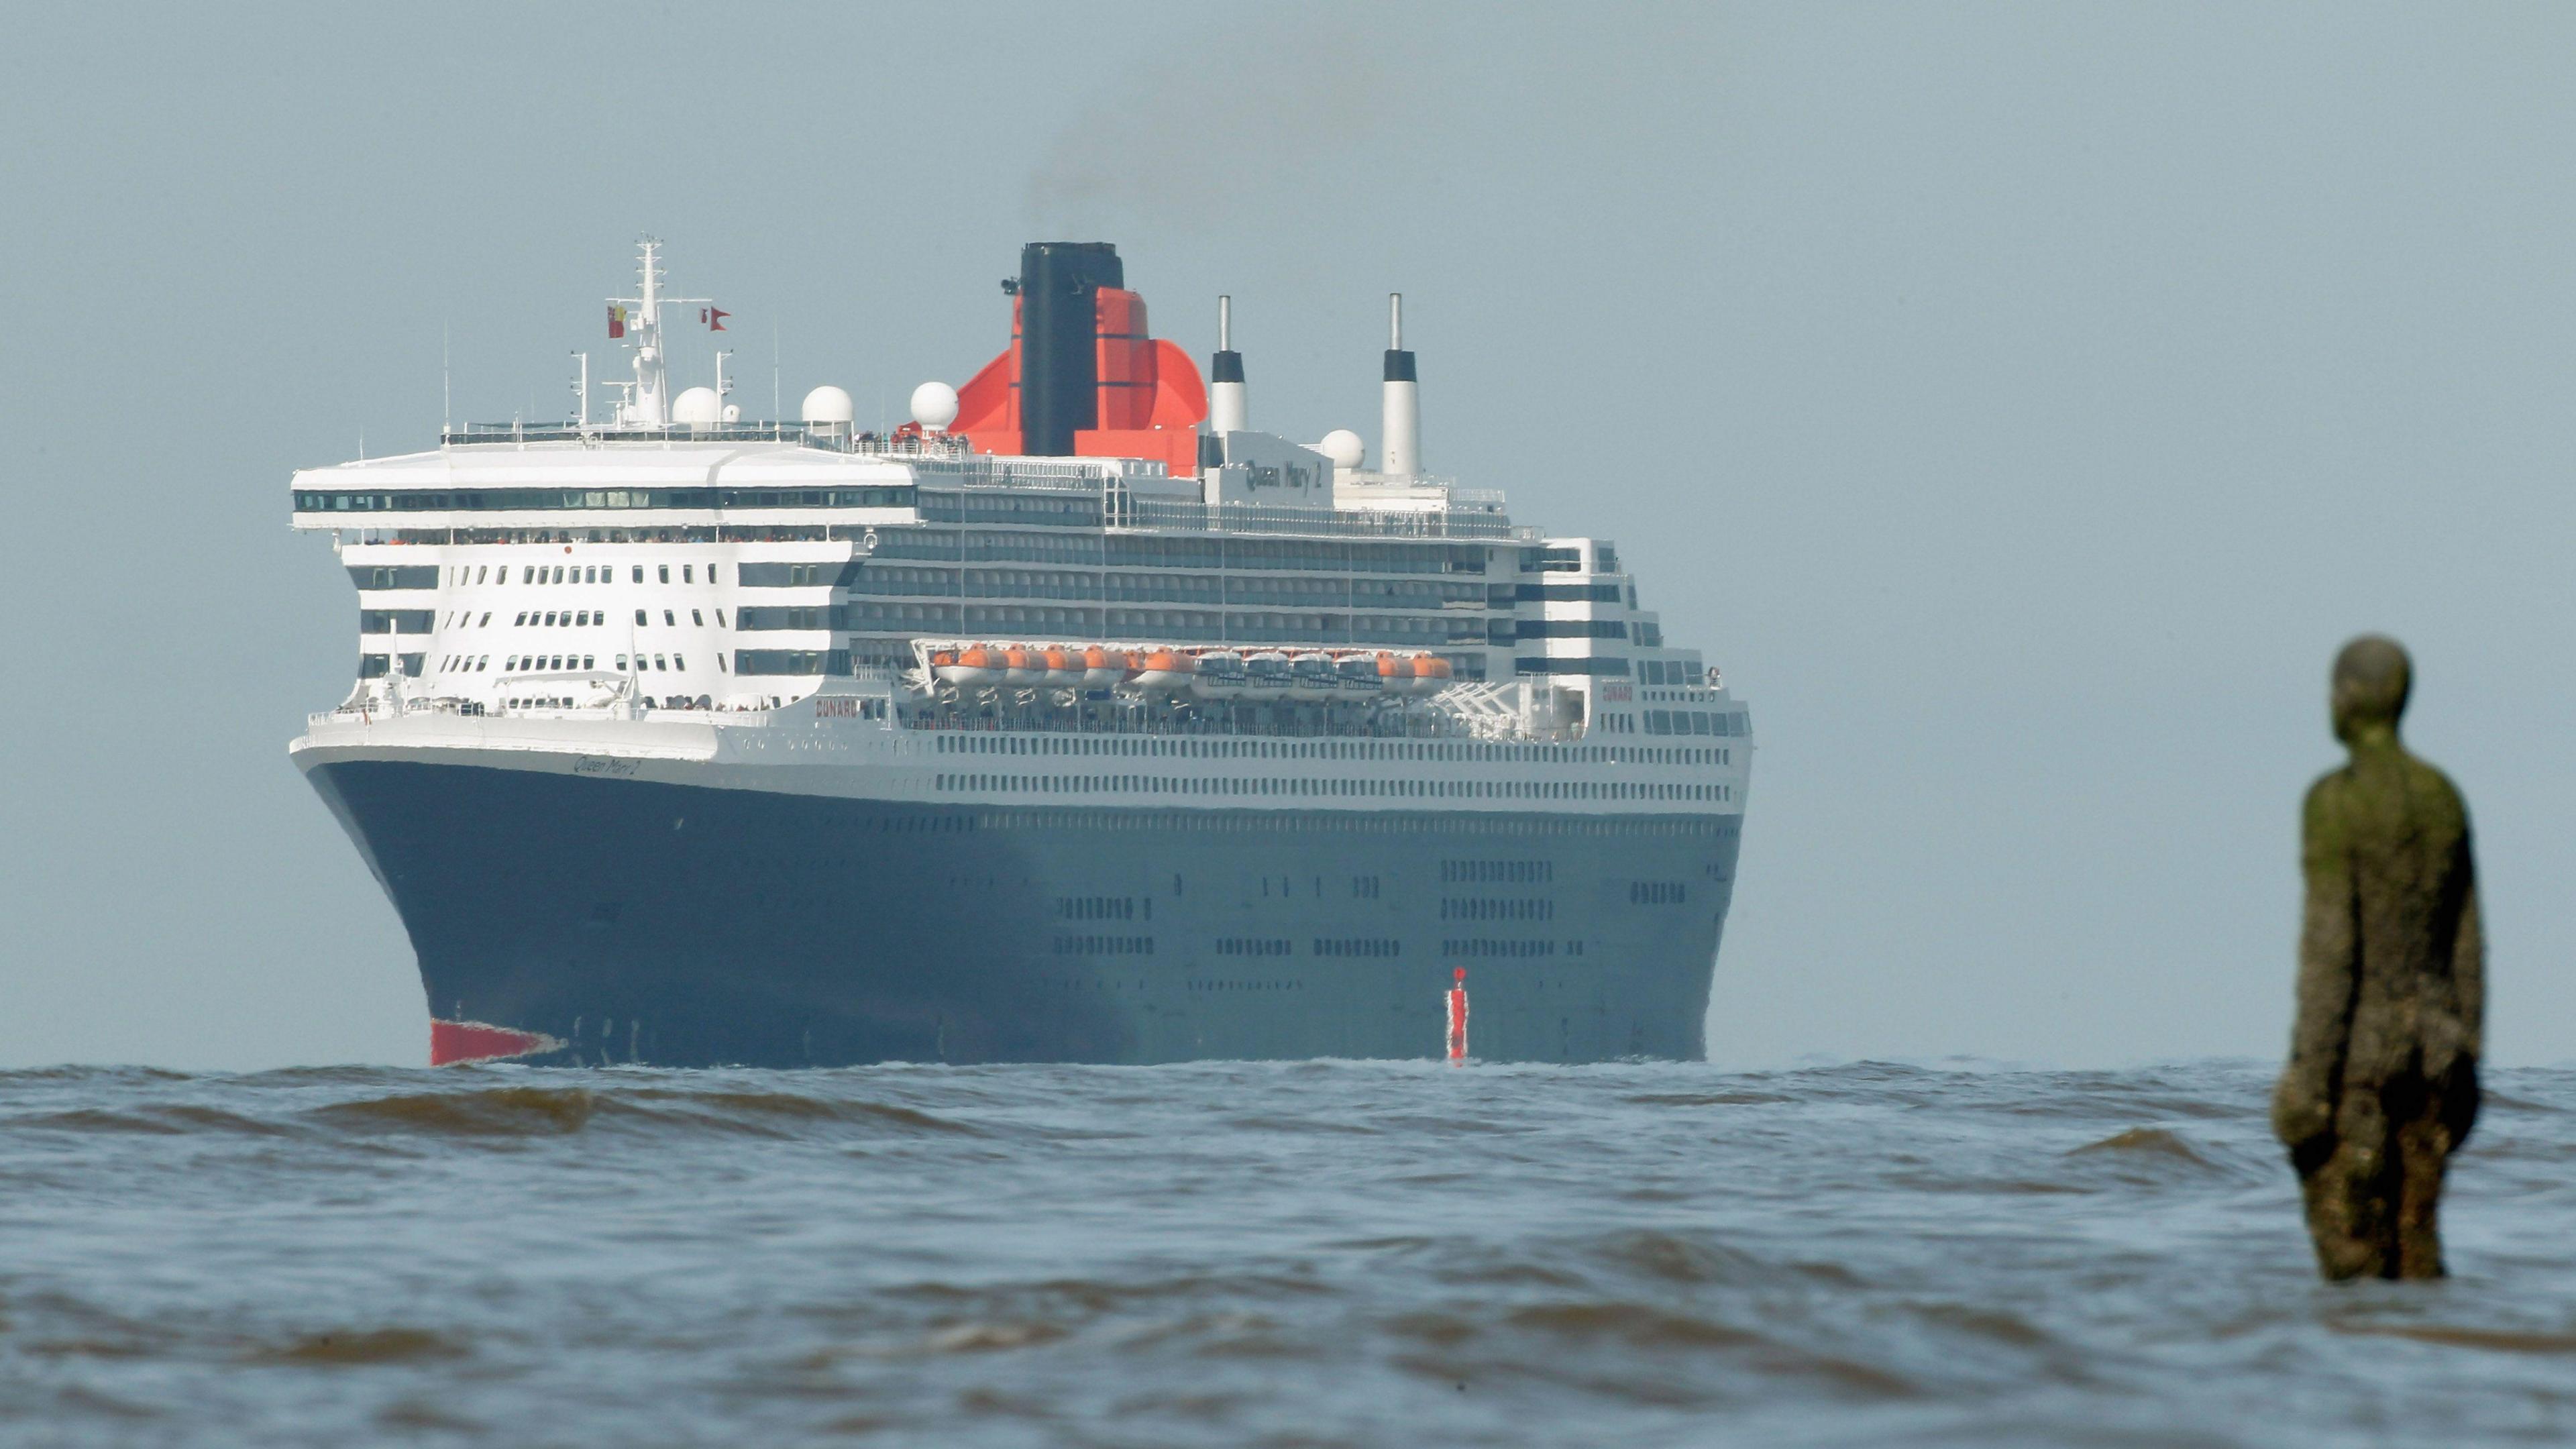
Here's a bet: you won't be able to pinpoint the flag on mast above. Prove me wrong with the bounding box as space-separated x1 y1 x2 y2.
608 305 629 339
702 306 729 331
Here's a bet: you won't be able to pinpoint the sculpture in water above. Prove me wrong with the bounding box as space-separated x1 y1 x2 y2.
2273 635 2483 1281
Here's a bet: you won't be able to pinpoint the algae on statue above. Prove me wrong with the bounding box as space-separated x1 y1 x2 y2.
2273 635 2483 1281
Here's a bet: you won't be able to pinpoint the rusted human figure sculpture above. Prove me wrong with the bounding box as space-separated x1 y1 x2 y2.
2273 636 2483 1281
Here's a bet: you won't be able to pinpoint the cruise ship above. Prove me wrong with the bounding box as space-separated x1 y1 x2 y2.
290 241 1754 1067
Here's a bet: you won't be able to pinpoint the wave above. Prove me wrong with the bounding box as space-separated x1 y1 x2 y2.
309 1085 606 1136
4 1082 991 1142
2332 1322 2576 1354
245 1328 470 1366
2068 1126 2217 1165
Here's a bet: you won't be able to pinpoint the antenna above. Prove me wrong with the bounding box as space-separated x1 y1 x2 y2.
771 319 781 426
441 321 451 437
571 352 589 425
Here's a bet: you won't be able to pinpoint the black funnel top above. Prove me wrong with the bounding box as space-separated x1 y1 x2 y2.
1017 241 1124 456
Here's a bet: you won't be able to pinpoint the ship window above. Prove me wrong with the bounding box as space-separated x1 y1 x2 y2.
715 608 727 627
635 609 648 626
582 655 595 669
633 566 643 583
692 610 703 626
616 655 627 670
716 655 726 672
551 567 565 584
684 566 694 583
654 655 667 671
664 610 676 626
674 655 686 670
659 566 670 584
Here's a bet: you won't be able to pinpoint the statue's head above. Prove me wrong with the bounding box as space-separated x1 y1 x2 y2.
2330 635 2411 745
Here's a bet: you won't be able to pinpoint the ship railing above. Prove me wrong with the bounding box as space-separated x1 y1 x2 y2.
439 420 976 459
1118 497 1535 541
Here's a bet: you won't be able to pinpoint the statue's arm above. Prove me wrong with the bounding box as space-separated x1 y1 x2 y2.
2274 783 2357 1154
2454 844 2483 1056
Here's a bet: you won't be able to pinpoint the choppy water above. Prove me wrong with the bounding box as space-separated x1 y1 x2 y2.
4 1060 2575 1446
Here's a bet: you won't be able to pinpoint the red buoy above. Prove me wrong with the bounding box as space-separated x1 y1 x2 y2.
1446 967 1469 1063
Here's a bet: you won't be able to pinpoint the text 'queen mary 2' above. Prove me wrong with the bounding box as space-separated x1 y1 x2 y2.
289 241 1755 1067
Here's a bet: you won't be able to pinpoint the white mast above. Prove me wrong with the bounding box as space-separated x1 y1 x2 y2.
1381 293 1421 478
630 238 668 425
1209 295 1248 436
607 237 717 427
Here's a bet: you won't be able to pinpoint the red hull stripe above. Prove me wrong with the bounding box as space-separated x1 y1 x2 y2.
429 1018 563 1066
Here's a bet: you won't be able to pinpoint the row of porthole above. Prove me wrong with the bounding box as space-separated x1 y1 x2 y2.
930 773 1734 802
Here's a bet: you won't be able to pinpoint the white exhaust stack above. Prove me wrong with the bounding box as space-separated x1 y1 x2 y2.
1209 294 1247 436
1380 292 1420 478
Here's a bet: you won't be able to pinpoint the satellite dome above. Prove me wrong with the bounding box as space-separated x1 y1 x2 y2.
910 380 960 433
802 385 855 427
1318 429 1365 470
672 387 720 427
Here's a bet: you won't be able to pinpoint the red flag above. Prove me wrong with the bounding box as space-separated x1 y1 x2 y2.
608 304 628 339
703 306 729 331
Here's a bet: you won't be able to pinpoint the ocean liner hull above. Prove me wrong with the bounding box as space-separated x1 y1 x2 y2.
303 759 1741 1067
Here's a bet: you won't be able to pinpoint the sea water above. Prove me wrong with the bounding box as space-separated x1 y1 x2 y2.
3 1059 2573 1446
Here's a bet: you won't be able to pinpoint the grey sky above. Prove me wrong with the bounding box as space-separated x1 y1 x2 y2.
3 2 2567 1069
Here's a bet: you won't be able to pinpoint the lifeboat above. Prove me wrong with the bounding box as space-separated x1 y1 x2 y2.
1242 651 1293 697
1376 651 1410 692
1406 653 1454 695
935 643 1005 689
1002 644 1048 688
1335 653 1386 693
1079 645 1129 689
1287 651 1337 700
1129 647 1196 693
1190 649 1248 699
1041 645 1086 687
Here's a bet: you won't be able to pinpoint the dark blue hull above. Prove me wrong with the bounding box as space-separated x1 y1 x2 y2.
303 759 1742 1066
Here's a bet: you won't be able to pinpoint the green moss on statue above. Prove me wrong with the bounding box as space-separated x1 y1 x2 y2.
2273 636 2483 1281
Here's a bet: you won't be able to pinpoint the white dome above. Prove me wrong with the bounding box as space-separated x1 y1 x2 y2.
672 386 721 427
1318 429 1365 470
801 385 855 427
910 380 960 433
